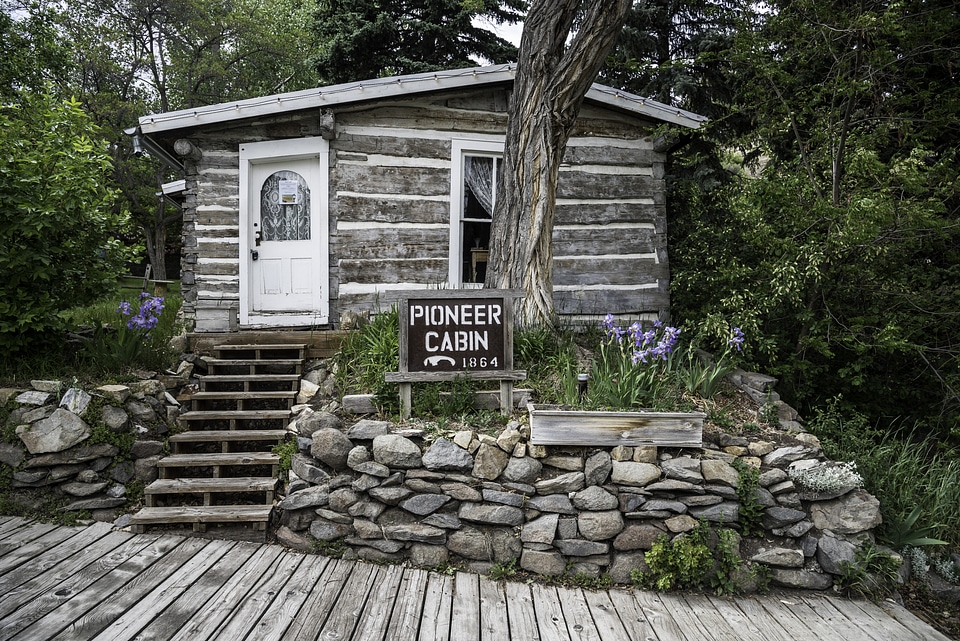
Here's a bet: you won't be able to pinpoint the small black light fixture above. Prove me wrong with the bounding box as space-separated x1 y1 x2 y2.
577 373 589 402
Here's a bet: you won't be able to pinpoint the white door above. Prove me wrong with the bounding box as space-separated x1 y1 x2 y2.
240 139 329 327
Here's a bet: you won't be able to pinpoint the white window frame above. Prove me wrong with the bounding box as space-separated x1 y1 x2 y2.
449 139 504 288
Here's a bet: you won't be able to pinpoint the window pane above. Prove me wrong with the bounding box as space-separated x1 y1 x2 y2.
260 171 311 241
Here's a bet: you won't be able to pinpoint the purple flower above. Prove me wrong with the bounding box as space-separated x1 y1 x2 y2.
728 327 745 352
116 301 133 316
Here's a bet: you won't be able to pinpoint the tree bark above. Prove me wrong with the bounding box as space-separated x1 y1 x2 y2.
485 0 632 327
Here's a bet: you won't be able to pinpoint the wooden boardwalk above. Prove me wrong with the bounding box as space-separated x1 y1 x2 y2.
0 517 949 641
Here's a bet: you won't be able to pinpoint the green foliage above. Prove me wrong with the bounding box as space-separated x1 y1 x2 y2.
488 558 518 581
732 459 764 537
711 528 744 597
880 507 948 551
335 308 400 396
638 525 714 591
272 439 299 480
834 539 902 598
0 90 134 353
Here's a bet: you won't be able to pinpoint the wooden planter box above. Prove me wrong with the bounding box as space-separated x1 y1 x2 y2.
528 404 705 448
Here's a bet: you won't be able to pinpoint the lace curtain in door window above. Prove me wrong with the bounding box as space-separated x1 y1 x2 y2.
260 171 311 241
464 156 495 219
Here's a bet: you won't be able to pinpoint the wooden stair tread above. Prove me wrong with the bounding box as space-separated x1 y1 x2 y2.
169 429 288 442
129 505 273 525
200 374 300 382
157 452 280 467
145 477 278 494
205 358 303 366
179 410 292 420
188 391 297 400
216 344 307 350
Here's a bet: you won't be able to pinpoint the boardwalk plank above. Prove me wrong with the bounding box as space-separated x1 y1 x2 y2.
286 558 354 641
801 595 877 640
878 598 955 641
606 590 661 641
582 589 634 641
631 590 687 641
417 572 453 641
453 571 481 641
702 596 771 641
755 595 838 639
0 521 57 548
314 561 381 641
131 541 262 641
530 583 570 641
350 563 406 641
87 539 237 641
556 587 601 641
209 551 306 641
384 567 429 641
0 523 99 579
478 577 509 641
246 555 331 641
9 534 185 641
723 596 793 641
664 593 737 641
824 596 924 641
504 581 540 641
164 544 284 641
0 533 158 639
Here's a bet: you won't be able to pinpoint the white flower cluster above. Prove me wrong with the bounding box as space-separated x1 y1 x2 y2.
903 547 960 585
788 461 864 493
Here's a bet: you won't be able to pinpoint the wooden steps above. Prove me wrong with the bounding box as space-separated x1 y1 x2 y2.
130 343 305 539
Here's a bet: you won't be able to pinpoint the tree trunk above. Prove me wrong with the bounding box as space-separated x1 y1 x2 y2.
485 0 632 327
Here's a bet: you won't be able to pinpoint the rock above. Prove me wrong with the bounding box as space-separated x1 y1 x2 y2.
645 479 703 493
762 507 807 529
347 445 371 469
124 400 156 424
422 438 474 473
809 489 882 534
535 472 585 494
346 419 392 440
423 513 461 530
64 497 125 511
817 534 858 575
584 451 612 485
641 500 687 514
440 482 482 502
291 454 330 485
353 461 390 478
310 519 354 541
501 457 542 484
769 568 833 590
134 456 160 483
382 524 446 544
297 412 343 437
762 446 816 467
452 430 474 449
525 494 577 514
62 481 109 497
660 457 702 483
400 494 451 516
341 394 377 414
521 549 566 576
749 547 805 568
17 408 91 454
633 446 658 464
688 502 739 523
328 487 360 511
554 539 609 556
773 520 815 539
275 526 315 552
348 499 386 520
459 502 524 526
278 485 330 510
577 510 624 541
665 515 699 533
521 514 559 545
0 443 25 468
297 379 320 404
542 455 583 471
609 552 649 584
409 544 449 568
373 434 422 469
614 524 666 551
96 385 131 404
448 527 493 560
368 486 414 505
310 428 354 471
482 490 524 507
59 388 92 415
571 486 618 511
491 530 522 562
129 440 164 459
496 428 522 453
700 459 739 487
472 443 509 480
611 462 660 487
16 391 51 406
101 406 130 432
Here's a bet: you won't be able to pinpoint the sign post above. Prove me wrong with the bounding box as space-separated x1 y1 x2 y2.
385 290 526 419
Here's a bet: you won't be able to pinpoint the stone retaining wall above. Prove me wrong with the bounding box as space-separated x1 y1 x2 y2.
278 406 884 591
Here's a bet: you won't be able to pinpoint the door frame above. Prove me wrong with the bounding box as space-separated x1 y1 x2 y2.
239 137 330 327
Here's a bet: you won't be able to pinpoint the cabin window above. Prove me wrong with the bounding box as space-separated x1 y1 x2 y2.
452 148 502 286
260 170 311 241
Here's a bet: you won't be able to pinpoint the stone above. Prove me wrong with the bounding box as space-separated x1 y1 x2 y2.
527 444 547 458
291 454 330 485
353 462 390 478
0 443 25 468
453 430 474 449
346 419 392 440
610 462 660 487
129 440 164 459
577 510 624 541
17 408 91 454
521 549 566 576
125 400 156 423
645 479 703 494
62 481 109 497
405 479 442 494
297 379 320 404
346 445 371 469
101 406 130 432
440 482 482 502
310 519 354 541
584 451 612 486
614 524 666 551
348 499 386 520
423 513 461 529
315 508 353 525
341 394 376 414
328 487 361 511
749 547 805 568
472 443 509 480
496 428 522 453
59 388 92 415
772 520 815 538
352 519 383 539
501 457 542 484
373 434 422 469
762 445 816 467
297 411 343 437
525 494 577 514
609 552 649 584
618 493 647 512
482 490 524 507
688 502 739 523
521 514 559 545
409 544 449 568
278 485 330 510
534 471 584 495
610 446 633 461
422 438 474 473
491 530 522 562
817 534 858 575
571 486 618 511
809 489 882 534
459 502 524 527
77 469 99 483
382 524 446 544
64 497 125 511
542 455 583 471
769 568 833 590
554 539 609 556
16 391 51 406
748 441 776 457
641 500 687 514
700 459 739 487
448 527 493 560
368 486 413 505
401 494 451 516
310 428 354 471
660 457 702 483
681 495 722 507
665 515 699 533
274 526 315 552
632 446 658 464
97 385 131 404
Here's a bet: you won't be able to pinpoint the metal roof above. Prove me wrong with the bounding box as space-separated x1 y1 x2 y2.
136 63 706 136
